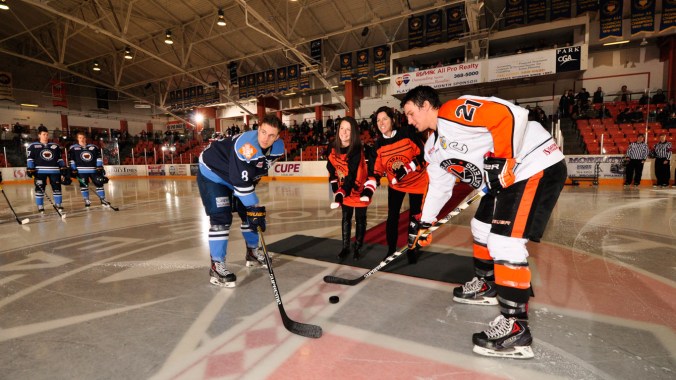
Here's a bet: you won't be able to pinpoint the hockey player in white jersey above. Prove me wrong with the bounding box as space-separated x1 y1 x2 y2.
402 86 567 359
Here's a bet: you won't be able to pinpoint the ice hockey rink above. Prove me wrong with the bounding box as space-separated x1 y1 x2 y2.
0 177 674 380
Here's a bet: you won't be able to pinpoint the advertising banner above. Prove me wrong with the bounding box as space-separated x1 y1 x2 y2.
391 62 484 95
566 155 626 179
487 50 555 82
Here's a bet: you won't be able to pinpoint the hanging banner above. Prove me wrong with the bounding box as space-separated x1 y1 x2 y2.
631 0 656 35
526 0 546 23
276 67 288 93
505 0 526 27
95 87 109 110
446 5 465 40
408 15 424 49
600 0 623 40
238 77 247 99
246 74 256 98
0 72 14 102
310 39 322 66
662 0 676 31
265 70 275 94
299 70 310 90
390 62 484 95
425 10 443 45
229 62 238 85
550 0 571 21
339 53 353 83
288 65 299 90
373 45 388 78
356 49 369 80
256 72 266 96
51 80 68 108
576 0 599 14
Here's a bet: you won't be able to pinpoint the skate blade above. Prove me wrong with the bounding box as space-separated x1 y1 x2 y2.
209 277 236 288
472 344 534 359
453 296 498 306
246 261 267 268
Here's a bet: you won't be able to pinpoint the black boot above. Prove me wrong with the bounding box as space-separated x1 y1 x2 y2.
354 208 366 260
353 241 362 260
338 209 352 261
407 216 419 264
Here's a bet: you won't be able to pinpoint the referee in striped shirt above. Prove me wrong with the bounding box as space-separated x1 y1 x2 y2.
652 134 672 187
624 134 649 187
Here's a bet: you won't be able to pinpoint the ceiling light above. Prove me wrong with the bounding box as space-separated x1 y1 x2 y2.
92 61 101 71
603 40 629 46
640 38 648 46
0 1 8 11
377 76 390 81
124 47 133 60
285 92 296 96
20 103 39 107
330 85 339 89
217 9 226 26
164 30 173 44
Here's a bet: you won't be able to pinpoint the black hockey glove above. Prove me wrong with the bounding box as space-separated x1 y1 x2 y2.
70 168 78 178
392 159 418 184
408 214 433 249
359 178 377 202
26 168 36 178
246 206 266 232
484 157 517 194
61 175 72 186
330 179 339 193
330 189 345 209
96 167 105 175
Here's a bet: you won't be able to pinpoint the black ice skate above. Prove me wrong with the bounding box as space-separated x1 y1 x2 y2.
472 315 534 359
84 199 91 208
245 247 267 268
38 205 45 213
56 203 64 211
453 277 498 305
209 261 236 287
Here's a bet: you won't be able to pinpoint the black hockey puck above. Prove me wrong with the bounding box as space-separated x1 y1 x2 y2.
329 296 340 304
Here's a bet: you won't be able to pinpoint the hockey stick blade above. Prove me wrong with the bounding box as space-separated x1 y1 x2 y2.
259 228 323 338
20 218 30 225
324 187 487 286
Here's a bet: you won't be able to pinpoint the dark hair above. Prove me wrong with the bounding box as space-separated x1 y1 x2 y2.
374 106 399 132
333 116 362 157
76 130 88 137
261 115 282 130
399 85 442 109
37 125 49 134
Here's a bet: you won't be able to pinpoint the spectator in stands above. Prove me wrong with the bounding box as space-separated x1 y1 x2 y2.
624 134 649 188
619 85 630 103
559 90 574 118
652 89 667 104
593 87 604 104
596 104 612 120
575 88 590 104
639 91 650 105
629 106 645 122
617 107 631 123
651 134 671 188
571 100 592 120
663 110 676 129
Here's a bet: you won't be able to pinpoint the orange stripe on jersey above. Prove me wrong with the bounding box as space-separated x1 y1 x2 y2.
473 242 491 260
495 263 531 289
437 99 517 158
375 137 428 194
511 170 543 237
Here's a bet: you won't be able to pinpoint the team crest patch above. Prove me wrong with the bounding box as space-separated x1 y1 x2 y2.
439 158 483 188
81 152 93 161
238 143 258 161
40 150 54 161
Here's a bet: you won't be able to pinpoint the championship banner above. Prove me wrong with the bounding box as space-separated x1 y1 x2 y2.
238 77 247 99
339 53 353 83
206 82 219 104
288 65 299 90
229 62 238 85
550 0 571 21
266 70 276 94
51 80 68 108
661 0 676 31
276 67 288 93
425 10 443 45
408 15 424 49
631 0 655 35
246 74 256 98
310 39 322 66
299 70 310 90
526 0 546 23
95 87 109 110
600 0 623 40
576 0 599 14
256 72 266 96
0 72 14 102
504 0 525 27
356 49 369 80
390 62 484 95
446 5 465 40
373 45 388 78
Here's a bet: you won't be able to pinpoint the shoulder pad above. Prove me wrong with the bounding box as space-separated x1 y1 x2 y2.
234 131 261 161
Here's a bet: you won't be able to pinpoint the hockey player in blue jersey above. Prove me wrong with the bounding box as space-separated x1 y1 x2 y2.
26 125 67 212
197 115 285 287
69 131 107 208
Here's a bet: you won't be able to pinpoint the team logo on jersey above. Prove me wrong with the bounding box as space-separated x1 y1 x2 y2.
439 136 468 154
40 150 54 161
238 143 258 161
387 155 409 171
439 158 482 188
80 151 94 162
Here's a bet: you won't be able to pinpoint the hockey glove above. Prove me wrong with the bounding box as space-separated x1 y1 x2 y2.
96 167 105 175
246 206 266 232
330 179 339 193
392 160 418 185
70 168 79 178
26 168 36 178
359 178 377 201
330 189 345 209
408 214 433 249
61 175 72 186
484 157 517 194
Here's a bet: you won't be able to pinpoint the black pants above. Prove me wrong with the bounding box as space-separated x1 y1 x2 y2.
654 158 670 186
624 159 645 185
341 206 367 249
386 187 423 253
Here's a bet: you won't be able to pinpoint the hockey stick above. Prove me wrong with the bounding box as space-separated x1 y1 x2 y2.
258 227 323 338
76 177 119 211
324 186 488 286
35 181 66 220
0 185 29 225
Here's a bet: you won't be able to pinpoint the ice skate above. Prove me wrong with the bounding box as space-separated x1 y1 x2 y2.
56 203 64 211
84 199 91 208
453 277 498 305
38 205 45 213
245 247 267 268
101 199 110 208
209 261 236 287
472 315 534 359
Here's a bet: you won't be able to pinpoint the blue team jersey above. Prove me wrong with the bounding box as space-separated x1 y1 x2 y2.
199 130 284 206
27 141 64 174
69 143 103 173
